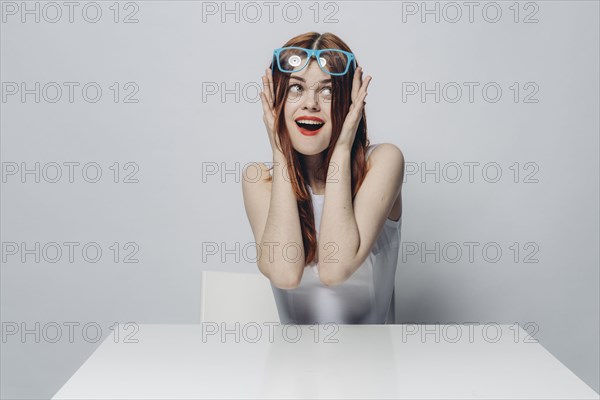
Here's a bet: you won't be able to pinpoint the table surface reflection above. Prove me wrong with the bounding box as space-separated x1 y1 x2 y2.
53 323 599 399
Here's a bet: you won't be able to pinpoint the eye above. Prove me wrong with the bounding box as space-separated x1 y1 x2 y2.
322 86 333 96
288 83 303 93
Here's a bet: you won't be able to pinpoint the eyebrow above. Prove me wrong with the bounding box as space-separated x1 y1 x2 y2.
289 76 332 84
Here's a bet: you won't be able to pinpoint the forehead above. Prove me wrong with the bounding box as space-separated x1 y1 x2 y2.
289 61 331 86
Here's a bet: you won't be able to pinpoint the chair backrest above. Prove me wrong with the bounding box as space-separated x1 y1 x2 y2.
200 270 280 324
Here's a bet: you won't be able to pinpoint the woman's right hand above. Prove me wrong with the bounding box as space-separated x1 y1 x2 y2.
260 68 281 152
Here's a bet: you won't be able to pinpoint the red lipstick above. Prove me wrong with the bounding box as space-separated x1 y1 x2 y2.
295 116 325 136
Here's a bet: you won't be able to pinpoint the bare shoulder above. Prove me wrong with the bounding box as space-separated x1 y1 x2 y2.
367 143 405 221
368 143 405 170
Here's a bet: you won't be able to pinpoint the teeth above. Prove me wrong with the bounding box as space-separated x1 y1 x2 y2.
296 120 324 125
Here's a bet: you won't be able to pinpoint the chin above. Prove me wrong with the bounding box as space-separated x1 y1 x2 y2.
295 148 322 156
292 140 330 156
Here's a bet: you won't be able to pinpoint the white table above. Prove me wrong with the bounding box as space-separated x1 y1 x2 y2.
53 323 599 399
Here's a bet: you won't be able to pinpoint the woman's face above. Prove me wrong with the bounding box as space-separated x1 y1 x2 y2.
283 60 333 156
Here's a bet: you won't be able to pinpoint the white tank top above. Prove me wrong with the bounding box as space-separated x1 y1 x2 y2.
270 144 402 324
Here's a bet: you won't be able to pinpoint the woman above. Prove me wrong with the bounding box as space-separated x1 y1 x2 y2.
242 32 404 324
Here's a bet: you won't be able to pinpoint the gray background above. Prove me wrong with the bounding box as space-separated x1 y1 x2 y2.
1 1 598 398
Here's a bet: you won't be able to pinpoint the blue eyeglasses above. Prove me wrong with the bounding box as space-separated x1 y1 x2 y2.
272 47 357 76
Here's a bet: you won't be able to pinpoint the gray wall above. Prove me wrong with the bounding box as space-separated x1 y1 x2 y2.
1 1 598 398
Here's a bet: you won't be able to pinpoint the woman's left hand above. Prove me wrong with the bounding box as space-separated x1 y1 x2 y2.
335 66 372 150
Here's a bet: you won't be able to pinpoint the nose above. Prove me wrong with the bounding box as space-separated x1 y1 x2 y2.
302 89 321 111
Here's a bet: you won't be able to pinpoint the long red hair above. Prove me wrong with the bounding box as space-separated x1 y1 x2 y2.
266 32 371 267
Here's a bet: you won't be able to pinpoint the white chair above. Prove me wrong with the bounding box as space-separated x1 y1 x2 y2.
200 270 281 324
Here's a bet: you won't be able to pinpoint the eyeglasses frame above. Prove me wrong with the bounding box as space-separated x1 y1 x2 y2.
272 46 357 76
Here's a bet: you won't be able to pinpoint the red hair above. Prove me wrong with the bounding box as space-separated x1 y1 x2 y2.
267 32 371 267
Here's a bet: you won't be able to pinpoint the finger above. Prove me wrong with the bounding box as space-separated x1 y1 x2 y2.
362 75 372 92
356 75 371 101
264 70 274 107
349 90 368 119
259 91 272 115
262 73 274 110
261 72 271 106
259 91 267 112
266 68 275 106
351 66 362 102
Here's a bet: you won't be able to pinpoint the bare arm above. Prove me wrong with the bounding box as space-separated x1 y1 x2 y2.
241 68 305 289
318 143 404 286
259 148 305 288
317 145 359 283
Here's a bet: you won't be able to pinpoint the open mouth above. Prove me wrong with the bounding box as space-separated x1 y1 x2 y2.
295 118 325 136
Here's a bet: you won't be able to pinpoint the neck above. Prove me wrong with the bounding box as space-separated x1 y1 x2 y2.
300 152 326 192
